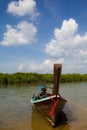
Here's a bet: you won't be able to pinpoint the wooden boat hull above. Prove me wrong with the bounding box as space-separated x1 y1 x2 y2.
31 96 67 126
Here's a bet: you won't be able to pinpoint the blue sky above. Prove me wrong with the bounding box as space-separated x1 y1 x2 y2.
0 0 87 73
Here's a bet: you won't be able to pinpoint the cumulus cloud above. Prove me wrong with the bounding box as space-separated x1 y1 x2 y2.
7 0 39 19
0 21 37 46
26 62 53 73
45 19 78 57
45 18 87 73
10 18 87 74
17 58 64 73
18 64 25 71
27 60 53 73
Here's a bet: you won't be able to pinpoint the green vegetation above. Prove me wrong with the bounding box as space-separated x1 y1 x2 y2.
0 73 87 85
0 73 53 84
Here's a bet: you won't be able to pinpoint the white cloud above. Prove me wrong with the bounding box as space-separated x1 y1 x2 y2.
45 18 87 73
45 19 78 57
4 18 87 74
17 55 87 74
27 62 53 73
0 21 37 46
7 0 39 19
80 50 87 56
18 64 25 71
18 58 64 73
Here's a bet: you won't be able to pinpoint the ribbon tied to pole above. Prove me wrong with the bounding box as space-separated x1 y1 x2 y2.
50 95 60 116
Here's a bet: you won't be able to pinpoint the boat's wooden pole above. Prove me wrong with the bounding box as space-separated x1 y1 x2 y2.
52 64 62 95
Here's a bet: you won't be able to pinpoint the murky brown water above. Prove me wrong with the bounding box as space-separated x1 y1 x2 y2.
0 82 87 130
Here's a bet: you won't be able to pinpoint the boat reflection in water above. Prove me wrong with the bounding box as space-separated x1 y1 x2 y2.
31 108 69 130
31 64 67 127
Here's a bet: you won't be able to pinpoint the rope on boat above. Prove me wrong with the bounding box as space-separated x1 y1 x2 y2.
49 95 60 116
50 101 57 116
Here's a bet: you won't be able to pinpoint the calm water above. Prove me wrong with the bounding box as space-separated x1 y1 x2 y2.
0 82 87 130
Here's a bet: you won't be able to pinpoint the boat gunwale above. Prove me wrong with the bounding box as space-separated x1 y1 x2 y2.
30 94 67 104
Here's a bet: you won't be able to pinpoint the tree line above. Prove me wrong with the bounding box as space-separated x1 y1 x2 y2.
0 72 87 84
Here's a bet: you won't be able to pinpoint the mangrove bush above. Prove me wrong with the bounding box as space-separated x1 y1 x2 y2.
0 73 87 84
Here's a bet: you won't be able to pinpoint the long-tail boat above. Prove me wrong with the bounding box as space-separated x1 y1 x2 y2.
31 64 67 127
